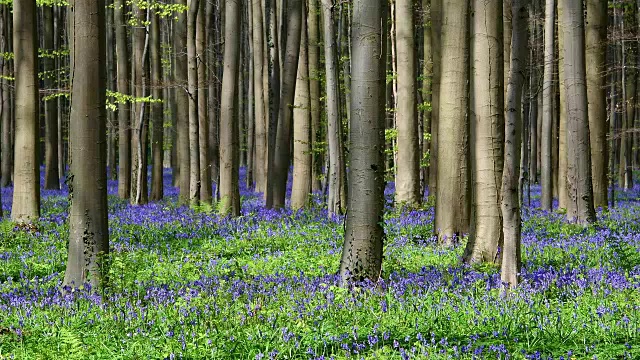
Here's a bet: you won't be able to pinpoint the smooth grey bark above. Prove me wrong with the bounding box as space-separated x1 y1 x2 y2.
43 4 59 190
465 0 504 264
219 0 241 216
63 0 108 289
501 0 528 290
264 0 281 208
11 0 40 222
321 0 347 216
252 0 268 196
246 0 255 189
187 0 201 205
150 10 164 201
175 0 191 205
586 0 608 207
339 0 386 285
206 0 220 194
540 0 555 210
115 0 131 199
557 0 568 211
435 0 470 244
619 5 635 191
562 0 596 224
394 0 420 206
291 2 311 210
197 0 211 204
0 5 11 188
272 0 302 209
308 0 322 192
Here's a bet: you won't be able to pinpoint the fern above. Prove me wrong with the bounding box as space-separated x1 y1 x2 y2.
60 327 83 360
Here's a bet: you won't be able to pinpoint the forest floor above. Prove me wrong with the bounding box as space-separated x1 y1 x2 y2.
0 169 639 359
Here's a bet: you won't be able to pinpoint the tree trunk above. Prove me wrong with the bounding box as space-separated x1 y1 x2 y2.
197 0 211 204
252 0 268 197
308 0 322 192
322 0 347 216
11 0 40 222
0 5 11 188
106 1 117 182
435 0 470 244
115 0 131 199
291 2 311 210
246 0 255 189
528 1 539 185
206 0 220 195
557 0 568 211
265 0 281 208
43 4 60 190
620 6 635 191
150 9 164 201
585 0 607 206
394 0 420 206
219 0 241 216
465 0 504 264
501 0 528 290
272 0 302 208
176 0 191 205
63 0 109 289
187 0 201 205
563 0 596 224
428 0 442 196
339 0 386 285
540 0 555 210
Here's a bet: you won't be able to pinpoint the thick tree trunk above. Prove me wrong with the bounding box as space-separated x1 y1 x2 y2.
252 0 268 196
265 0 281 207
219 0 241 216
339 0 386 285
11 0 40 222
272 0 302 209
291 2 311 210
308 0 322 192
115 0 131 199
197 0 211 204
63 0 109 289
540 0 555 210
465 0 504 264
557 0 568 211
435 0 470 244
563 0 596 223
322 0 347 216
150 10 164 201
187 0 201 205
501 0 528 290
586 0 607 206
43 4 60 190
394 0 420 206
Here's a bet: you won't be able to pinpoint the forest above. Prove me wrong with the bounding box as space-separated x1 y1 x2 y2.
0 0 639 358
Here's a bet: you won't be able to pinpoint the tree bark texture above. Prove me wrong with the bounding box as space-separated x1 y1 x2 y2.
150 10 164 201
115 0 131 199
197 0 212 204
187 0 201 205
540 0 555 210
252 0 268 196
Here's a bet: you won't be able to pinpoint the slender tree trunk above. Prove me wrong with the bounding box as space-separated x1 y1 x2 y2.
246 0 255 189
529 0 539 185
339 0 386 285
620 6 635 191
0 5 11 188
540 0 555 210
501 0 528 290
272 0 302 208
428 0 442 196
11 0 40 222
197 0 211 204
106 1 117 181
322 0 347 216
43 4 60 190
435 0 470 244
175 0 190 205
421 0 432 196
308 0 322 192
115 0 131 199
187 0 201 205
465 0 504 264
557 0 568 211
585 0 608 206
63 0 109 289
563 0 596 224
252 0 268 196
291 2 311 210
394 0 420 206
206 0 220 195
219 0 242 216
265 0 281 207
150 10 164 201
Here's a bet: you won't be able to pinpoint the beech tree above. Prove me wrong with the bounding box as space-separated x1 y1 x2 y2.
63 0 109 288
11 0 40 223
115 0 131 200
43 4 59 190
540 0 555 210
339 0 387 285
0 4 10 189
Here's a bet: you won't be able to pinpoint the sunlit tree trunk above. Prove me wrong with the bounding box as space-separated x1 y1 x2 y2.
131 4 149 206
197 0 211 204
11 0 40 222
308 0 322 192
219 0 241 216
187 0 201 205
63 0 108 289
557 0 568 211
175 0 191 205
501 0 528 290
540 0 555 210
563 0 596 224
465 0 504 264
150 9 164 201
428 0 441 196
252 0 268 196
339 0 387 285
435 0 470 245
